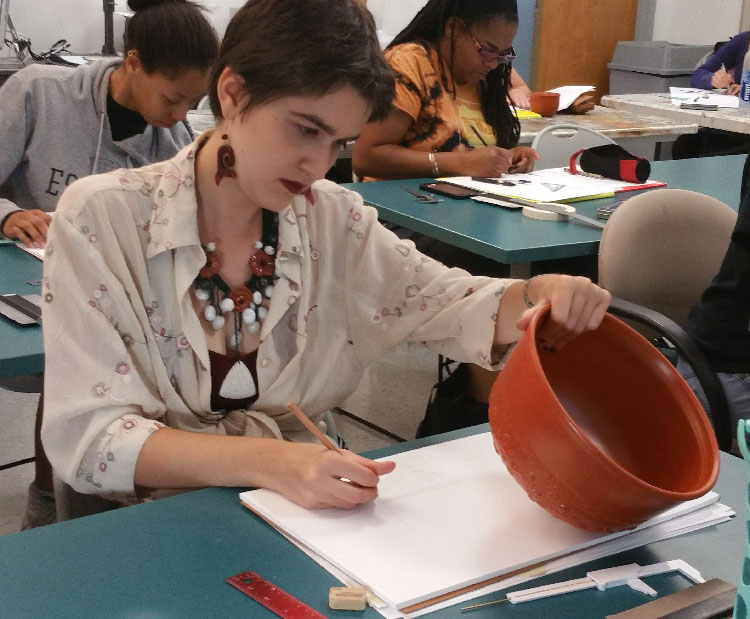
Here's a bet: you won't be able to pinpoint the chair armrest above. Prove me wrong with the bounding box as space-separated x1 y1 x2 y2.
608 296 732 452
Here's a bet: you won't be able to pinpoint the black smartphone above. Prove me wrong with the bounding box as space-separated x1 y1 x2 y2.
419 181 481 199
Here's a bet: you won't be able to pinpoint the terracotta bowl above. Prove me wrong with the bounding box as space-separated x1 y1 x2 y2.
529 91 560 117
488 305 719 533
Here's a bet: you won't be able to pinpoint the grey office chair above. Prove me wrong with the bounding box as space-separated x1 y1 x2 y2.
599 188 738 451
531 124 615 170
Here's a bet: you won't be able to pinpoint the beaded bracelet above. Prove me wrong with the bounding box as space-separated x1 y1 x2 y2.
428 151 440 177
522 275 540 309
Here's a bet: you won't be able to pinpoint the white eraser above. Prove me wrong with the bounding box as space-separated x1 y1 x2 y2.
329 586 367 611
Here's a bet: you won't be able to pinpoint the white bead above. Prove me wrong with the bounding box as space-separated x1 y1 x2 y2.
264 245 275 255
253 291 263 305
230 331 242 348
257 306 268 320
206 242 216 252
211 315 225 330
203 305 216 321
242 308 256 324
254 241 263 249
219 297 235 313
248 321 260 334
195 288 209 301
265 285 274 298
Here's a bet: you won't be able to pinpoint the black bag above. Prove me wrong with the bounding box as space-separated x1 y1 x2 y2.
416 363 489 438
572 144 651 184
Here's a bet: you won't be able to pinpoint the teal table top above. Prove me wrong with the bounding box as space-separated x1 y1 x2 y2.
0 426 745 618
0 244 43 377
342 155 746 265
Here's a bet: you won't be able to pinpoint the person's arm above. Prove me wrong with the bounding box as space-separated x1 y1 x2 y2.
507 67 531 110
134 429 394 509
691 33 746 90
562 93 595 115
0 72 51 246
353 107 528 179
493 274 610 354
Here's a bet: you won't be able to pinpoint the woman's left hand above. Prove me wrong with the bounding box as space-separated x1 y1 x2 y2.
564 93 596 115
517 274 611 350
508 146 539 173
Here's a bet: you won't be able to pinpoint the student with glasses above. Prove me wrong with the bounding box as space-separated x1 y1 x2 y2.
353 0 538 180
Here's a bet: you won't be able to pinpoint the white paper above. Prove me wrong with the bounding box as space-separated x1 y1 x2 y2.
276 500 732 618
547 85 596 111
669 87 739 109
447 168 663 203
239 432 728 612
17 245 44 260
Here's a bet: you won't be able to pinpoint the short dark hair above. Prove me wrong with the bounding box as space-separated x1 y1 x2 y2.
389 0 520 148
126 0 219 79
208 0 394 122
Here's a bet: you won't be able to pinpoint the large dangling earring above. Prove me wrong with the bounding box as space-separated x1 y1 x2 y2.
215 133 237 186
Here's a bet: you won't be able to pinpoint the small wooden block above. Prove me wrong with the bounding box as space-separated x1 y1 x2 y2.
329 586 367 611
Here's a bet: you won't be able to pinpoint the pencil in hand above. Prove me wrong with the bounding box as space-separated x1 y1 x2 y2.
286 401 344 454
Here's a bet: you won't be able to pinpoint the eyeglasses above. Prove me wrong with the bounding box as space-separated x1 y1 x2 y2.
466 28 516 66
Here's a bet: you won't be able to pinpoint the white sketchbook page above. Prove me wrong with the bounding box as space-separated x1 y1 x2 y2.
546 85 596 111
669 87 740 108
447 168 658 203
282 500 731 618
239 433 717 611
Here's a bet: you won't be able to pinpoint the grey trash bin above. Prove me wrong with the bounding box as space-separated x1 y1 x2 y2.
608 40 714 94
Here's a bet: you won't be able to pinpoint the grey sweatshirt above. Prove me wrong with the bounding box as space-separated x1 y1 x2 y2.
0 58 194 227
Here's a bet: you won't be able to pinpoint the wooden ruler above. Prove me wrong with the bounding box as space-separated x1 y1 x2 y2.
226 571 328 618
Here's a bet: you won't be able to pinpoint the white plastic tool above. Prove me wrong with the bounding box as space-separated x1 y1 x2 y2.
506 560 704 604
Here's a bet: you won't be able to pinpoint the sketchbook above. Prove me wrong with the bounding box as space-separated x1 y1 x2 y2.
445 168 666 203
239 432 732 615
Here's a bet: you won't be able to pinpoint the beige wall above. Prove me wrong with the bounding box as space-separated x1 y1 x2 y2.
743 0 750 31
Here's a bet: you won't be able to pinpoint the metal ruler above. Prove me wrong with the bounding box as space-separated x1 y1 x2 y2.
226 571 328 618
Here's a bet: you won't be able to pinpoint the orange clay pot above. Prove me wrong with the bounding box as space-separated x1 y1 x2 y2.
529 91 560 117
488 305 719 533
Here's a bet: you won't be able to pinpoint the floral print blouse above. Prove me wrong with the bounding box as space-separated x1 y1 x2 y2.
41 134 515 502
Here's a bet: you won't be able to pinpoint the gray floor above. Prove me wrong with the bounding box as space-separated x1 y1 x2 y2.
0 341 438 537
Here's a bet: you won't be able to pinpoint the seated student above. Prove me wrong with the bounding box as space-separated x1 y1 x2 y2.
677 153 750 441
691 32 749 93
508 68 595 114
4 0 219 528
676 33 750 159
352 0 538 180
41 0 610 513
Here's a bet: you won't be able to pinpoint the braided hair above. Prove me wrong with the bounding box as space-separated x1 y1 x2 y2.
388 0 520 148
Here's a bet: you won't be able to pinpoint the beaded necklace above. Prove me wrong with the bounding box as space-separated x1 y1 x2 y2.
193 209 279 349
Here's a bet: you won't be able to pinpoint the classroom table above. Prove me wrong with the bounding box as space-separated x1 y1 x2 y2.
342 154 746 278
0 424 744 618
0 155 745 379
0 244 42 378
518 104 698 160
601 93 750 137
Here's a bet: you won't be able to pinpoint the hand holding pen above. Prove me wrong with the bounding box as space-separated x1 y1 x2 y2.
712 63 736 92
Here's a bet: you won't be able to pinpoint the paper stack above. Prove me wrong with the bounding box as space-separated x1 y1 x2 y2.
239 432 733 618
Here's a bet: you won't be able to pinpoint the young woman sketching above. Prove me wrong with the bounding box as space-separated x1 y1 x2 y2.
42 0 610 514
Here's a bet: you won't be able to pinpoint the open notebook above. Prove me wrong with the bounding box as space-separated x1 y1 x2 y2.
239 432 732 616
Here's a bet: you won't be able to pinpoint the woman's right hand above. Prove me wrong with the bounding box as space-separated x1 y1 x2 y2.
1 209 51 247
711 68 734 89
268 442 396 509
461 146 514 177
